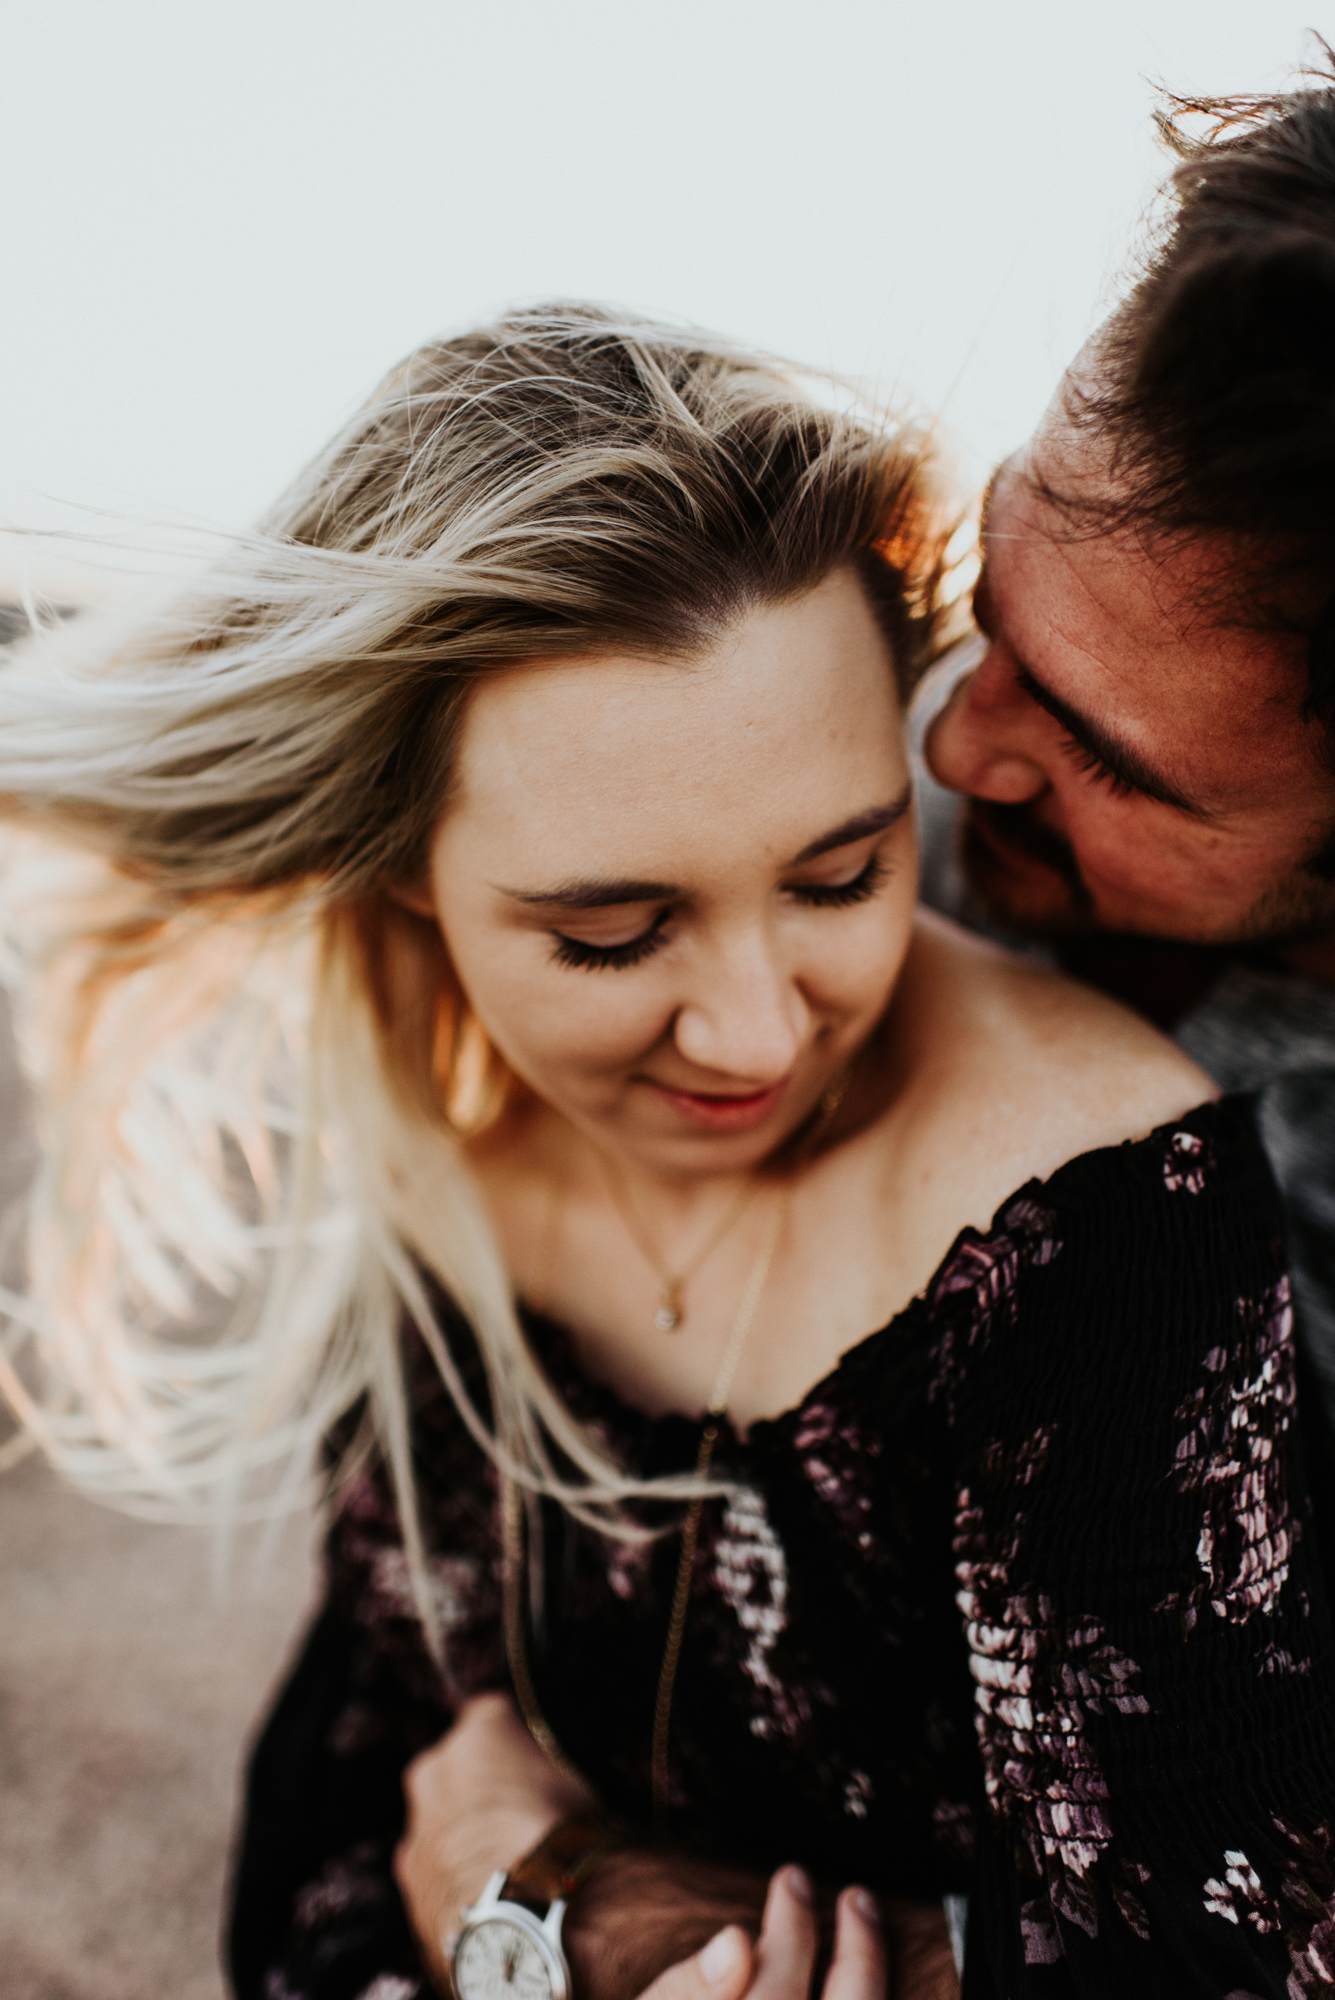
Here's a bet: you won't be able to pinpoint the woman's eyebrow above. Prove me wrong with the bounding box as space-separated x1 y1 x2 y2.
501 791 913 908
503 876 679 910
789 789 913 864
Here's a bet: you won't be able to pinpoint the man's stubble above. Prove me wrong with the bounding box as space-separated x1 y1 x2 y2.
961 796 1335 953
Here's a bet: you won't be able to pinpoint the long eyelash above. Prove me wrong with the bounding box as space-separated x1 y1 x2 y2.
789 852 891 909
1059 733 1138 801
551 852 893 969
550 921 670 972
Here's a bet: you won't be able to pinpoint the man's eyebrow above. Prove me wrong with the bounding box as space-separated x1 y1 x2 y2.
790 790 913 863
504 876 680 910
1016 666 1210 818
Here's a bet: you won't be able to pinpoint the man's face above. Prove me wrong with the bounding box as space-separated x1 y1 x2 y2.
925 432 1335 948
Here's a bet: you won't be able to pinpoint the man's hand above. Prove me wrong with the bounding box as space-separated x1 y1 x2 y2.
395 1691 598 1990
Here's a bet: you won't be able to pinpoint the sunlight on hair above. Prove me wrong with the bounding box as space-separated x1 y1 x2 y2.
0 306 950 1651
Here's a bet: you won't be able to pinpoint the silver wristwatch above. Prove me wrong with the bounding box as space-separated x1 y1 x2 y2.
450 1817 621 2000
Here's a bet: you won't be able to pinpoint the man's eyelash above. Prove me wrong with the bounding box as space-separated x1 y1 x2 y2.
788 852 890 907
1060 733 1139 802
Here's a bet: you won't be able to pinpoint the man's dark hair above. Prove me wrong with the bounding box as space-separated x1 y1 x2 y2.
1061 45 1335 742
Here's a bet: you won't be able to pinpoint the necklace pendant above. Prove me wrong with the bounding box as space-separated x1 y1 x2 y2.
654 1284 683 1333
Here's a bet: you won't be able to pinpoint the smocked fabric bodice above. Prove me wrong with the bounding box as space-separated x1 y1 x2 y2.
229 1097 1335 1999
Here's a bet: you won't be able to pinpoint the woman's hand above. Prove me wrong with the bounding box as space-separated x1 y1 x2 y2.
635 1869 889 2000
563 1845 769 1998
395 1691 598 1990
565 1853 959 2000
395 1694 959 2000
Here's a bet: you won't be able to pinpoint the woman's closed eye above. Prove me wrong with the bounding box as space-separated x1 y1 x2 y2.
550 915 671 971
549 848 893 971
786 847 891 908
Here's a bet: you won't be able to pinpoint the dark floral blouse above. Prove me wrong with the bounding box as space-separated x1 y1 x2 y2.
229 1098 1335 2000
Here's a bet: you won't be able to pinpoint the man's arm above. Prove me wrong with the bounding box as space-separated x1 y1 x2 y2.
394 1694 959 2000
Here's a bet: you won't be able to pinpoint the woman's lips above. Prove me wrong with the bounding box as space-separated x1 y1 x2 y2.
641 1077 789 1132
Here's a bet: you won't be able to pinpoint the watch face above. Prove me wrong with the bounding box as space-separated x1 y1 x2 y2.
454 1916 558 2000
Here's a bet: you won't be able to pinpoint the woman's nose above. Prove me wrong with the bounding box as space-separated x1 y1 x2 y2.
672 928 807 1083
924 657 1049 804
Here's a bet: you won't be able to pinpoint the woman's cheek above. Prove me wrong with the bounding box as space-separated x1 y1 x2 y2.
463 947 670 1085
540 988 675 1076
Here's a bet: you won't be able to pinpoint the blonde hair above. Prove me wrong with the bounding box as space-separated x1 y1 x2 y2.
0 307 947 1643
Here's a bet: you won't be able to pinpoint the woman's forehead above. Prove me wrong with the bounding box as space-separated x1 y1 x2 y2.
450 575 906 825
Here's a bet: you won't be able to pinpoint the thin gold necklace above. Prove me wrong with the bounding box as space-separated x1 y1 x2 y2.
501 1186 790 1815
597 1157 759 1332
591 1056 855 1333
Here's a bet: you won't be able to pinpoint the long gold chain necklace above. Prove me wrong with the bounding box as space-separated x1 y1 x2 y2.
596 1156 760 1333
504 1060 853 1805
650 1185 788 1817
501 1185 790 1817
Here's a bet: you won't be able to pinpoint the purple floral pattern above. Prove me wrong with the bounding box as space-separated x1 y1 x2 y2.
954 1426 1153 1962
1156 1279 1303 1643
792 1397 884 1551
1163 1127 1214 1195
1202 1819 1335 1995
330 1458 504 1712
709 1487 794 1738
232 1099 1335 2000
928 1196 1062 1422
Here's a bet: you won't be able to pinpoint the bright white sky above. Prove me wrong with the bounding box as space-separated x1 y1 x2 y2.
0 0 1324 583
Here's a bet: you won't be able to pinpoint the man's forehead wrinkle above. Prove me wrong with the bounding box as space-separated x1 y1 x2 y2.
1117 554 1214 655
1044 599 1118 680
999 417 1335 823
1126 530 1243 647
1034 505 1210 658
1039 609 1212 815
1016 539 1212 818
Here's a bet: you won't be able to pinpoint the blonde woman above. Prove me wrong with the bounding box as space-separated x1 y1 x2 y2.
1 311 1331 2000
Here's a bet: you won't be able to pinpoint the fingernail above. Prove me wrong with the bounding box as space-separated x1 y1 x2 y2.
849 1887 881 1927
700 1927 746 1985
782 1865 815 1906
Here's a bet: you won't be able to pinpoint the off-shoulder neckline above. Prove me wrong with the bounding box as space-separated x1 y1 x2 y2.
517 1094 1246 1451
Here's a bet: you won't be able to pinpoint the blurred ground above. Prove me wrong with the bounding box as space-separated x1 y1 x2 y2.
0 1458 317 2000
0 752 320 2000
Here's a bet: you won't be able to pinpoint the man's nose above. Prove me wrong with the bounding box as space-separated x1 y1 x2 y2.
672 927 807 1083
924 654 1049 804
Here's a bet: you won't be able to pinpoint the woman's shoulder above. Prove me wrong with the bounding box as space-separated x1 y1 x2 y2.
876 913 1227 1261
903 909 1215 1158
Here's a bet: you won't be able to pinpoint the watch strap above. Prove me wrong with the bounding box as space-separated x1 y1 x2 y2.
504 1814 626 1910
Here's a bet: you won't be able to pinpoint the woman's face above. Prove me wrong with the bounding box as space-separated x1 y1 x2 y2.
425 568 918 1179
